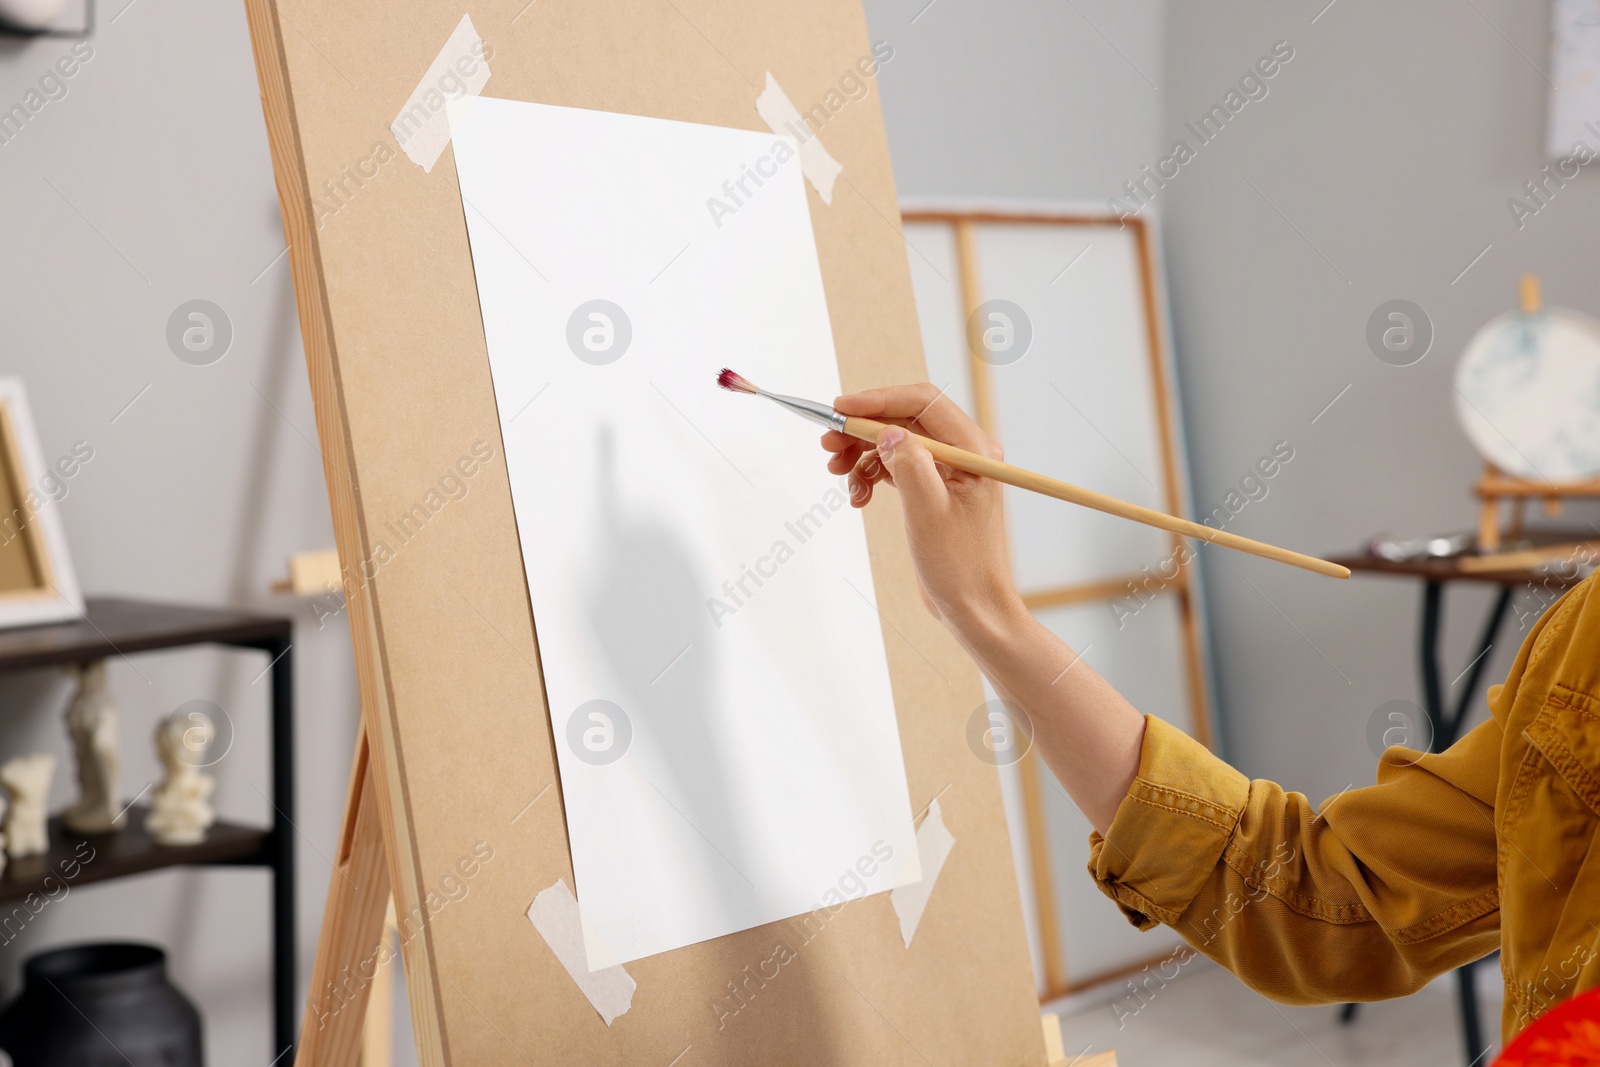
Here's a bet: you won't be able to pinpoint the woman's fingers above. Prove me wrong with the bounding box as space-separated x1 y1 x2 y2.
820 429 856 453
875 426 949 523
822 429 867 476
823 386 999 507
826 440 867 476
833 384 999 457
847 448 891 506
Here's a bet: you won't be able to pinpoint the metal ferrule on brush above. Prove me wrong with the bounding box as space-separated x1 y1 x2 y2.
759 390 847 432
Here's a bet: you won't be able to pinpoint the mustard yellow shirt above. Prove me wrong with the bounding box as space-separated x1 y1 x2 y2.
1089 570 1600 1044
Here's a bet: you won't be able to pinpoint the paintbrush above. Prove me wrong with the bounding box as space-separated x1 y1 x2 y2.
717 368 1349 580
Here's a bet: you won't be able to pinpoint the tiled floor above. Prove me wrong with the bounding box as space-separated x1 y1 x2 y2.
1051 959 1504 1066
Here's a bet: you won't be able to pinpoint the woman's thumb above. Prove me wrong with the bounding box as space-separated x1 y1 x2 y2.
878 427 946 513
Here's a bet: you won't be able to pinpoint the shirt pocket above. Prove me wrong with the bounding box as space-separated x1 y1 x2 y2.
1500 694 1600 979
1523 694 1600 816
1497 694 1600 1023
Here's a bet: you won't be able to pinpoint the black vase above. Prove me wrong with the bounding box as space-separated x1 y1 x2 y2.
0 942 204 1066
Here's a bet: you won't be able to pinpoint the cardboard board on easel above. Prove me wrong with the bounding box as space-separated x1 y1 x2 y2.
306 743 1096 1065
244 1 1054 1062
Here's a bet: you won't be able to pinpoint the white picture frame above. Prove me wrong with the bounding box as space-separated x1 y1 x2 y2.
1548 0 1600 159
0 377 84 628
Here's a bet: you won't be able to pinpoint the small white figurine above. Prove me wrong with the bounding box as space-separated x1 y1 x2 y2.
62 661 126 835
2 755 56 859
146 712 216 847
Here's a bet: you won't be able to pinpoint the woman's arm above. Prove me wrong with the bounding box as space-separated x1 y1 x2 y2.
824 383 1503 1002
824 383 1145 833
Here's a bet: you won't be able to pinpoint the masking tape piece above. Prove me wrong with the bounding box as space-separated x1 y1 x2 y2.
755 73 842 205
391 13 491 173
526 879 637 1025
890 798 956 948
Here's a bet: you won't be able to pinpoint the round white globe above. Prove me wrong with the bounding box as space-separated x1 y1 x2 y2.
1454 307 1600 481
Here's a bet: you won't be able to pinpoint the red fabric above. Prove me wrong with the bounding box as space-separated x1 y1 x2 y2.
1496 987 1600 1065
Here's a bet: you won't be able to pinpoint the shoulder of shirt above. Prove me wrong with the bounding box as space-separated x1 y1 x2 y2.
1531 569 1600 700
1487 570 1600 722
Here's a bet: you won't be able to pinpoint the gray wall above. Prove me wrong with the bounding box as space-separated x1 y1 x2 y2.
868 0 1164 203
1158 0 1597 801
0 1 357 1061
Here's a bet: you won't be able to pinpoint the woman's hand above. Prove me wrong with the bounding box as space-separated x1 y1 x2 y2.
821 384 1023 630
828 383 1146 835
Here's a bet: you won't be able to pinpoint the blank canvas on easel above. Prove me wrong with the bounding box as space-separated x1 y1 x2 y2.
450 96 919 968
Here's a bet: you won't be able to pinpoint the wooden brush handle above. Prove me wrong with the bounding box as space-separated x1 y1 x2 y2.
842 416 1349 580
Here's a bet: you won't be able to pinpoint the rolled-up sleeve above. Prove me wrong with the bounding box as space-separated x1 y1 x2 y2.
1087 714 1502 1003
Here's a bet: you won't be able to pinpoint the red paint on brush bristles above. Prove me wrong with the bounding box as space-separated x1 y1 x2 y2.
717 368 758 394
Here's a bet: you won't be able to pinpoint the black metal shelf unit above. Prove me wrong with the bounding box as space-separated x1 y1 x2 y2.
0 597 296 1060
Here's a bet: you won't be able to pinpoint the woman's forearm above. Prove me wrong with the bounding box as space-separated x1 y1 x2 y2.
946 596 1146 835
821 386 1147 833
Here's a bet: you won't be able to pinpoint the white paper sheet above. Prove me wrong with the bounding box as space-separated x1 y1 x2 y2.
448 96 919 968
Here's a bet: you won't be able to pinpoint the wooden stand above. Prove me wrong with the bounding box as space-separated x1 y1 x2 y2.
1475 462 1600 551
295 734 388 1065
301 734 1108 1067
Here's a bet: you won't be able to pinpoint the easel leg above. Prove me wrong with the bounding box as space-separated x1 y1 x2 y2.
1043 1012 1117 1066
361 900 399 1067
295 732 392 1066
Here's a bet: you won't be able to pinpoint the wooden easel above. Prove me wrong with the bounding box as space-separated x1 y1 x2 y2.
245 1 1093 1064
299 734 1103 1066
1474 461 1600 551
